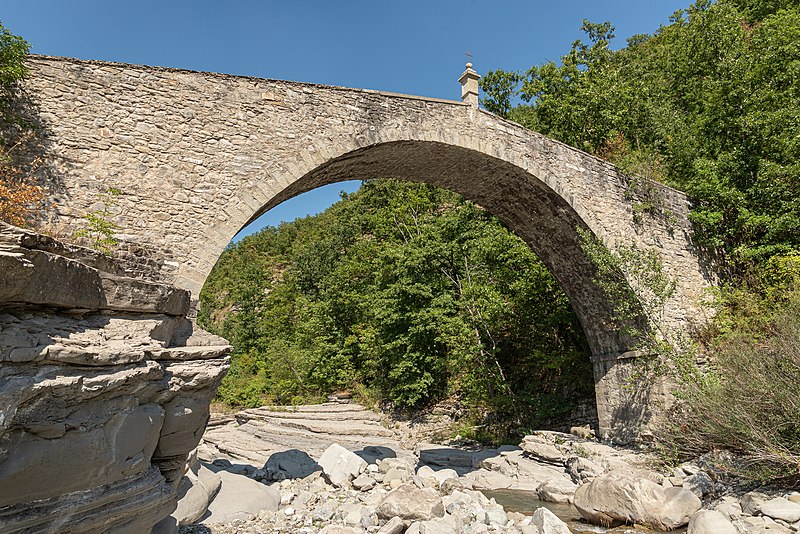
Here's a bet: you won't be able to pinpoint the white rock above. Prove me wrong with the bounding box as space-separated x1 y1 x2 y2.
531 506 571 534
352 473 376 491
573 468 700 530
484 508 508 526
377 484 445 520
536 478 577 504
201 470 280 524
760 497 800 523
417 465 436 478
713 495 743 520
688 510 737 534
432 468 458 484
406 519 457 534
318 443 367 488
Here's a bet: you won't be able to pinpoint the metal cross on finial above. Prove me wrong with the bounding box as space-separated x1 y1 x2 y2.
465 50 473 65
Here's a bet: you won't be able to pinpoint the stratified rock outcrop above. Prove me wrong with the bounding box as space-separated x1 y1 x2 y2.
0 222 229 533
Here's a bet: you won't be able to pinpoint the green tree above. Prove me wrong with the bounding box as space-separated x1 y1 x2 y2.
480 1 800 277
0 22 43 227
199 179 592 441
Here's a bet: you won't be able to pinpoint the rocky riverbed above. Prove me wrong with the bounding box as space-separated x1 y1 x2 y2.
168 403 800 533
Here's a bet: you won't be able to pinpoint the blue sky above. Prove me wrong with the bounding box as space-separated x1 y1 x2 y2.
2 0 688 239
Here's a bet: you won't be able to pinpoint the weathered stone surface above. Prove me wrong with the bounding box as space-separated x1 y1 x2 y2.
264 448 321 480
172 462 222 525
573 468 701 530
468 447 582 503
531 506 572 534
319 443 368 487
23 55 715 440
0 467 175 533
760 497 800 523
741 491 769 515
0 225 189 316
352 473 377 491
378 516 406 534
377 485 445 520
520 435 565 464
0 401 164 505
0 226 230 532
688 510 738 534
683 471 715 498
406 519 457 534
201 470 280 524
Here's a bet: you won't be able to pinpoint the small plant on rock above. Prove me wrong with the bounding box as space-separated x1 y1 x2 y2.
73 188 121 256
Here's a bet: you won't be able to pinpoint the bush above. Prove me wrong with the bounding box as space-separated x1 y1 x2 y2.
0 22 42 227
659 285 800 482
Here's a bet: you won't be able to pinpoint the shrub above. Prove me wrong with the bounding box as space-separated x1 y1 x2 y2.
659 285 800 482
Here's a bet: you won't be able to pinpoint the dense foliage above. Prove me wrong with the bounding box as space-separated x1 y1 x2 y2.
199 179 593 442
482 0 800 479
481 0 800 277
0 22 42 227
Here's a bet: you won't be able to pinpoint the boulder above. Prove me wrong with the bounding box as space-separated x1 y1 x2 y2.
172 463 222 525
573 468 701 530
736 515 794 534
741 491 768 515
760 497 800 523
464 468 517 490
565 455 603 484
264 449 320 480
687 510 737 534
484 508 508 526
536 478 578 504
520 434 567 464
377 484 445 521
202 470 280 524
352 473 376 491
318 443 367 487
713 495 743 520
432 468 458 485
683 471 714 498
531 506 571 534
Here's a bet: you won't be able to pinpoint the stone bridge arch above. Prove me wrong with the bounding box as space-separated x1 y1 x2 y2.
24 56 713 438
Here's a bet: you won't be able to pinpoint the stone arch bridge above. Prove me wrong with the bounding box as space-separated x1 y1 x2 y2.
23 56 711 439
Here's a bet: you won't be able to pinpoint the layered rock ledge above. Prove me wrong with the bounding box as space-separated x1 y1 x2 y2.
0 223 230 533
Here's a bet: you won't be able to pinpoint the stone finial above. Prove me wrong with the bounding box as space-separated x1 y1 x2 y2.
458 61 480 108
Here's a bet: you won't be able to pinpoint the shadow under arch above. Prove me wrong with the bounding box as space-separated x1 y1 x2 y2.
227 140 652 440
240 140 640 359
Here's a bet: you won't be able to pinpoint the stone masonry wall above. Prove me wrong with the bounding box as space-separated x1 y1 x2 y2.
20 55 715 440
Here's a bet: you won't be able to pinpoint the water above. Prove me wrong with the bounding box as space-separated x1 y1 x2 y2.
480 489 687 534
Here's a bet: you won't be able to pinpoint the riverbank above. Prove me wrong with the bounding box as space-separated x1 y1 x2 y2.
168 403 800 533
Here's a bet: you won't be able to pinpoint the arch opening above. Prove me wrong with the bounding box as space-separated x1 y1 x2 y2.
238 141 639 358
200 140 653 440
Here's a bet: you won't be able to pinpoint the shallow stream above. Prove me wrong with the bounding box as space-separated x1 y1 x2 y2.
480 489 687 534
